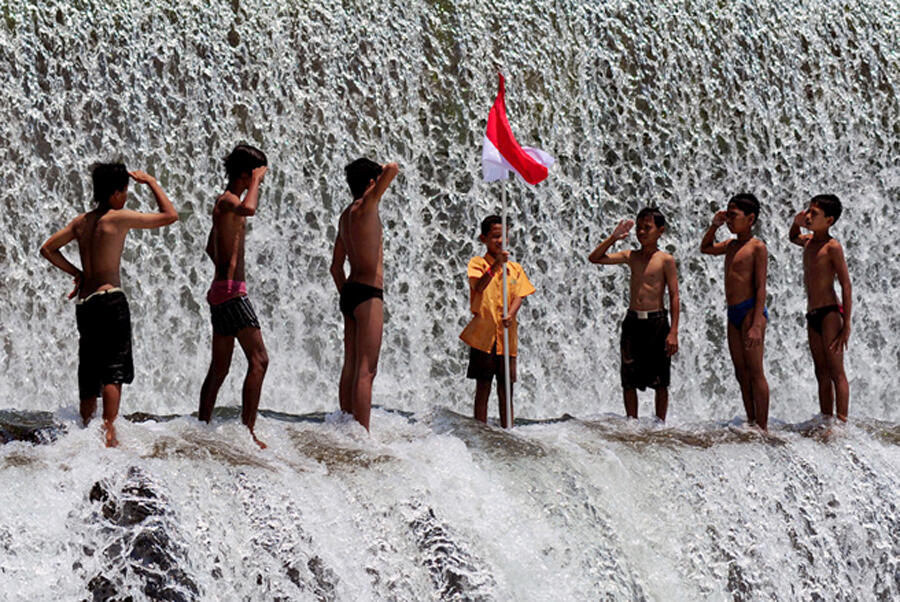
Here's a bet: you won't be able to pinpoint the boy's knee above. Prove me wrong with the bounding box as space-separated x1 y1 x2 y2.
251 351 269 373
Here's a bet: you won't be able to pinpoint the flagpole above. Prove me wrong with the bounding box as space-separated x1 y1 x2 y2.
501 181 512 429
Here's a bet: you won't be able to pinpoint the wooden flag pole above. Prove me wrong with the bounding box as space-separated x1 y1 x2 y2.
501 181 512 428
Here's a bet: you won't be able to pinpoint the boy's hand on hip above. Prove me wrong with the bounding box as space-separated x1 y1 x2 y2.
67 272 82 299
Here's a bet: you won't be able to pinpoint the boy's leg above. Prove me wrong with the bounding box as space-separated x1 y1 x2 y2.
726 324 755 423
820 312 849 420
199 333 236 423
351 297 384 431
80 397 98 427
741 319 769 431
340 315 357 414
236 327 268 446
473 378 492 423
807 327 833 416
623 389 638 418
101 383 121 448
654 387 668 421
497 382 514 428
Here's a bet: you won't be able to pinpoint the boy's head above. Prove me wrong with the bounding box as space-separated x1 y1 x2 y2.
479 215 506 254
726 193 760 232
224 144 267 185
91 162 129 209
345 158 383 199
635 207 666 246
808 194 842 230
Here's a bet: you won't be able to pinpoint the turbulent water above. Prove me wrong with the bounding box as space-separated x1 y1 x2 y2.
1 1 899 600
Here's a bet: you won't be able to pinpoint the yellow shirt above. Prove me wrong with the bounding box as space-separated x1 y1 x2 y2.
459 256 535 356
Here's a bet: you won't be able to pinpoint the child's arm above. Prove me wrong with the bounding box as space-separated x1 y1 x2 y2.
40 217 83 299
664 255 680 356
470 251 509 294
205 227 215 261
746 242 768 347
588 219 633 264
700 211 729 254
234 166 267 216
115 171 179 229
829 241 852 351
330 234 346 293
502 294 524 328
359 162 399 210
789 210 811 246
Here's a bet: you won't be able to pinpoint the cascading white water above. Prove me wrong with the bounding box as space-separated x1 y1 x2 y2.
1 1 898 600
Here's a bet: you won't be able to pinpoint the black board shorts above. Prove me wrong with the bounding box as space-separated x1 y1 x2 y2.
76 290 134 399
210 295 261 337
620 310 670 391
466 345 517 383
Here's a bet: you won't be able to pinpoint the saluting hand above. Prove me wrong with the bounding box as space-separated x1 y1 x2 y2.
712 210 727 227
128 170 156 185
612 219 634 240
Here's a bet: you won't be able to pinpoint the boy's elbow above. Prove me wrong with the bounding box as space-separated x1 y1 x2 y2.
39 244 51 259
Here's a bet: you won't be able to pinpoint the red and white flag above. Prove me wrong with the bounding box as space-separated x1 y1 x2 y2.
482 73 554 185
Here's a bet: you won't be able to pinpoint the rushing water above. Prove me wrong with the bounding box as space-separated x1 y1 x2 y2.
1 1 899 599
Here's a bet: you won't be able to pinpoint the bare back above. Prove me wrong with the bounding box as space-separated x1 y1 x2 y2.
208 193 248 282
803 237 841 310
724 238 765 304
73 210 130 298
627 249 672 310
338 200 384 289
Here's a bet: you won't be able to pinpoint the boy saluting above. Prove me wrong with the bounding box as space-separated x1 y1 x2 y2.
40 163 178 447
701 193 770 431
789 194 852 421
589 207 679 421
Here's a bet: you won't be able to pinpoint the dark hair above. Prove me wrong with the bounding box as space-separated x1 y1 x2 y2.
91 163 129 206
810 194 842 223
728 193 760 224
636 207 666 228
344 158 382 199
480 215 507 236
224 144 267 183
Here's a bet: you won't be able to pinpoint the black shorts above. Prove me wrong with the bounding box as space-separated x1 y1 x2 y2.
466 346 517 383
621 310 670 391
76 290 134 399
210 295 260 337
340 281 384 316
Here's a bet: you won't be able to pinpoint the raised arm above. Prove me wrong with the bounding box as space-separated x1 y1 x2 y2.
700 211 730 255
359 162 399 210
234 166 267 217
664 255 680 356
789 210 812 246
116 171 179 229
40 216 83 298
830 241 852 351
330 233 347 293
588 219 633 264
469 251 508 294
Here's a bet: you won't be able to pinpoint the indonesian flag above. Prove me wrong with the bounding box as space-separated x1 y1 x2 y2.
482 73 554 185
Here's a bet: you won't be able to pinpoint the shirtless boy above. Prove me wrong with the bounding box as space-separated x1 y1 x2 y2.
330 158 399 431
700 193 770 430
40 163 178 447
589 207 679 421
789 194 852 421
460 216 536 428
198 144 269 448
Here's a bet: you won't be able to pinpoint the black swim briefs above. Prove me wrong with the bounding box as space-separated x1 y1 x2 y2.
620 310 670 391
806 304 842 335
340 281 384 316
210 295 261 337
76 290 134 399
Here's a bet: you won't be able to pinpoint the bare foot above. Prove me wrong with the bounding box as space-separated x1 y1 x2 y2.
251 432 267 450
104 423 119 448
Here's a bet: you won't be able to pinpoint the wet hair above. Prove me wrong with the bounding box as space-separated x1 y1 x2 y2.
480 215 507 236
728 193 760 224
224 144 267 183
91 162 129 207
636 207 666 228
344 158 383 199
810 194 842 223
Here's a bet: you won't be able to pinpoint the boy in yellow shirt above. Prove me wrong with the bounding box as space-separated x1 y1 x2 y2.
460 215 535 427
